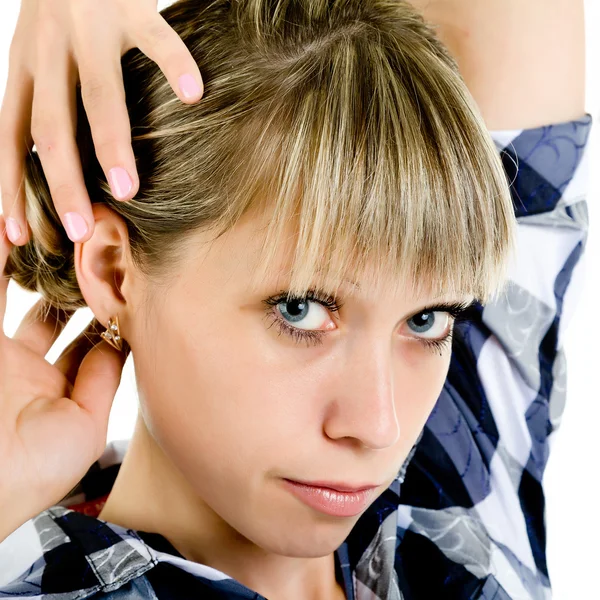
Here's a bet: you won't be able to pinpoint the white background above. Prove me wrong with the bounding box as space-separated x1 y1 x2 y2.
0 1 598 597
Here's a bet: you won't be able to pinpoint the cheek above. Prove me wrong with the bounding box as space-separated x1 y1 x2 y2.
133 308 314 487
393 348 451 445
133 296 451 493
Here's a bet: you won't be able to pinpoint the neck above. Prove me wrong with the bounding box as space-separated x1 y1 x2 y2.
98 415 347 600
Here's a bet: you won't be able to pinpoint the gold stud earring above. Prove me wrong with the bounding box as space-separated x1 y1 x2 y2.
100 315 123 351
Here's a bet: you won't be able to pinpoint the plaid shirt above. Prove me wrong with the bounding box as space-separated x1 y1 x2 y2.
0 113 593 599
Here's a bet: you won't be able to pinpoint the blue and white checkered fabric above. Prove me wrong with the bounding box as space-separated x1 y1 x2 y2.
0 113 593 599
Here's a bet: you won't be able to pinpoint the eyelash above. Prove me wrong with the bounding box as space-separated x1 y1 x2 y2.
262 289 478 354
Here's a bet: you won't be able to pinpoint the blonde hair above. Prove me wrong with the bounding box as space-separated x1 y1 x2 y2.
5 0 516 314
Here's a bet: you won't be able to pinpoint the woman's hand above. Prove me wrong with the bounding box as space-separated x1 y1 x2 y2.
0 0 203 246
0 215 128 541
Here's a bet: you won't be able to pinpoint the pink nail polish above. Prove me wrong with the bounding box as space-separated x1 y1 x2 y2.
5 218 21 243
178 73 201 99
108 167 133 200
64 212 88 242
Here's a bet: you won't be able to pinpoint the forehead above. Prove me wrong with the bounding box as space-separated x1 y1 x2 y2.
193 195 473 306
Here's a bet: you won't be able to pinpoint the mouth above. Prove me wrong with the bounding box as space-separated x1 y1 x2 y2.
286 479 381 493
281 479 380 517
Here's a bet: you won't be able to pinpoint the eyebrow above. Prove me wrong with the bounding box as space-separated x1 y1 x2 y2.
342 279 361 290
273 270 475 316
335 280 476 316
411 299 477 314
274 270 361 290
320 282 476 319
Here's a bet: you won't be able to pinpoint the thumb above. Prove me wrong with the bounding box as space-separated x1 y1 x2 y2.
70 338 128 440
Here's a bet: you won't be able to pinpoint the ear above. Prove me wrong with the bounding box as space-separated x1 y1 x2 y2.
73 203 137 333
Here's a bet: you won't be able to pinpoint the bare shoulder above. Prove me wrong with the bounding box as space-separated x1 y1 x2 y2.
408 0 587 129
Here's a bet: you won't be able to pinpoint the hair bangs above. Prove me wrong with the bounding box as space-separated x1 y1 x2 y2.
213 32 516 305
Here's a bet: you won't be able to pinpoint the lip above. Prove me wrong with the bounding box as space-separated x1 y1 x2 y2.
286 479 380 493
282 479 380 517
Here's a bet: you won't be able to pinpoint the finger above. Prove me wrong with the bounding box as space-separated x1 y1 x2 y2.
73 27 139 203
70 330 128 438
11 299 74 358
0 215 12 327
30 19 95 244
0 58 34 246
132 12 204 103
53 317 106 387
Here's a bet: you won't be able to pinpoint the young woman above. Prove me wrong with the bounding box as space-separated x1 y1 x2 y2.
0 0 591 598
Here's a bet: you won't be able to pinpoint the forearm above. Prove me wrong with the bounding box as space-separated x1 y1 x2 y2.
407 0 586 130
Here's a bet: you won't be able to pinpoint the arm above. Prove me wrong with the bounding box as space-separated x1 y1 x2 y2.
408 0 586 129
394 2 592 598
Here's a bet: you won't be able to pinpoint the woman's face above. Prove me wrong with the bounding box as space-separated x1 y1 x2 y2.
123 206 470 558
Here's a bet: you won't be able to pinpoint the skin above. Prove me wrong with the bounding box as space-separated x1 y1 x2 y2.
0 0 583 246
74 201 471 600
409 0 585 130
89 3 587 597
0 0 586 597
0 0 204 246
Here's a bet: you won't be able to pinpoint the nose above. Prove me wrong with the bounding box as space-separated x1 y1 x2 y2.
323 338 400 450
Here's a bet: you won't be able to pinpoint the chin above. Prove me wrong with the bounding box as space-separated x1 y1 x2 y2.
242 510 359 558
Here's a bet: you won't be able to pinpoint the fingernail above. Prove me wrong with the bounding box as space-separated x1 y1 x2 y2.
5 218 21 244
64 212 88 242
108 167 133 200
178 73 201 99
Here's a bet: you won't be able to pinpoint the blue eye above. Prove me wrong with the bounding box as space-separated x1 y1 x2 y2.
279 298 310 323
262 290 477 354
262 290 341 347
408 312 435 332
407 311 450 338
